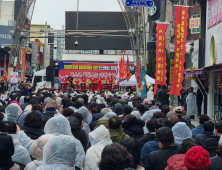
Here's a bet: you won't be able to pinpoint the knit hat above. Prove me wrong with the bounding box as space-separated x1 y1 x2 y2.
115 103 123 109
184 146 211 170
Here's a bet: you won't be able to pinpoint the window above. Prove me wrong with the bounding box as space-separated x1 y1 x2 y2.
191 14 200 34
34 76 42 84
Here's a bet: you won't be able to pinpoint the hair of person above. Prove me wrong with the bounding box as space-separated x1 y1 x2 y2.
120 138 141 169
106 98 112 105
155 101 162 108
65 102 75 108
136 104 145 114
101 108 112 116
109 116 122 130
77 98 84 105
62 108 74 117
157 84 161 88
24 96 31 103
162 84 167 89
132 101 138 108
177 138 203 154
45 100 61 113
32 104 43 112
156 127 174 146
146 119 156 132
88 101 98 110
199 114 210 124
74 100 83 109
169 116 179 128
152 111 166 119
28 99 39 105
71 96 77 103
91 106 101 114
166 111 177 119
62 97 70 108
203 121 215 132
99 103 106 109
124 114 136 122
0 121 16 134
98 143 134 170
161 105 170 115
0 112 4 122
154 118 170 130
215 121 222 133
24 111 43 128
81 94 88 104
0 133 14 157
72 112 84 124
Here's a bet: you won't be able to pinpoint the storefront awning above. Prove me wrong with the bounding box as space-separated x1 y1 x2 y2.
203 63 222 72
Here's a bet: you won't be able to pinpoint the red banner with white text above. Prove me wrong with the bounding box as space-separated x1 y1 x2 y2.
154 21 169 95
168 5 189 96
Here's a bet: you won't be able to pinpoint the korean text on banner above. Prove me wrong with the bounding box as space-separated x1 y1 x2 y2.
168 5 189 96
207 0 222 29
21 51 26 82
153 21 169 95
10 72 19 84
20 48 26 69
189 18 200 29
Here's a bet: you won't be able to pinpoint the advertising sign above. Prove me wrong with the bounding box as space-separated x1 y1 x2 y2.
59 63 117 85
10 72 19 84
169 59 174 84
207 0 222 29
31 43 39 64
189 18 200 29
0 25 15 46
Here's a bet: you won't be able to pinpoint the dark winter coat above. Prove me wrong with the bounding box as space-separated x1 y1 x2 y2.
195 131 214 144
68 116 88 149
114 109 123 116
204 135 220 157
122 119 145 139
144 146 177 170
20 125 45 140
19 88 32 97
210 149 222 170
89 112 102 131
158 89 169 105
137 133 156 151
42 112 54 127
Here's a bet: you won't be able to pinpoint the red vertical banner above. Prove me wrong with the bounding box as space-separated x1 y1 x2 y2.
168 5 189 96
21 52 26 82
154 21 169 95
20 48 26 69
136 61 141 88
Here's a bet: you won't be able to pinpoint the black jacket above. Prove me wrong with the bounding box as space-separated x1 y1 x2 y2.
204 135 220 157
144 146 177 170
20 125 45 140
19 88 32 97
210 149 222 170
158 89 169 105
195 131 214 144
89 113 102 131
122 119 145 139
114 109 123 116
137 133 156 151
42 112 54 128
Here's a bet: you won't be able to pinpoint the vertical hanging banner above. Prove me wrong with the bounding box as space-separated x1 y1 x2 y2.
154 21 169 95
168 5 189 96
21 52 26 82
20 48 26 69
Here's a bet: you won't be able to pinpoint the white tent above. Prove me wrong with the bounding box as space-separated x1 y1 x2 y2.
119 74 155 86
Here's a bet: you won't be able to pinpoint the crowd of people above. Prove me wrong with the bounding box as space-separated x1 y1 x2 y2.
0 83 220 170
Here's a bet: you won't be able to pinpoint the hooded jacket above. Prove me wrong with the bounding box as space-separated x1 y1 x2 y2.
122 119 145 139
210 149 222 170
21 125 45 140
89 112 102 131
109 128 130 143
95 117 109 129
203 135 220 157
165 154 187 170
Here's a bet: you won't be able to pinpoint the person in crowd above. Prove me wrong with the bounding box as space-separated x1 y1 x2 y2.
168 116 179 128
61 97 70 109
114 103 123 116
122 114 145 139
98 143 134 170
174 106 186 122
25 134 53 170
152 111 166 119
89 105 102 130
24 99 39 111
108 116 130 143
165 138 202 170
158 84 169 105
144 127 177 170
195 121 215 144
210 135 222 170
121 138 144 170
45 100 62 113
196 88 203 116
32 104 43 117
0 133 20 170
131 110 142 119
84 125 112 170
68 114 88 149
0 121 31 165
103 112 117 118
101 108 112 116
21 111 45 140
119 105 133 120
141 118 170 163
204 121 222 157
161 105 170 115
8 93 21 108
184 146 211 170
142 101 161 121
191 114 210 138
19 83 32 97
172 122 192 145
178 89 186 106
42 105 57 127
4 103 22 124
137 104 145 116
118 99 126 106
186 87 197 119
138 119 156 150
166 111 177 119
62 108 74 117
37 135 77 170
156 84 162 101
21 96 31 111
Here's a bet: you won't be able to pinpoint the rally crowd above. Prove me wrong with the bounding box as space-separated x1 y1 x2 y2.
0 83 221 170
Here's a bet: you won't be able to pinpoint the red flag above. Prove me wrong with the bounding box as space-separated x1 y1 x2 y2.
136 61 141 88
15 62 18 71
120 56 127 80
3 55 7 83
168 5 189 96
127 56 131 81
153 21 169 95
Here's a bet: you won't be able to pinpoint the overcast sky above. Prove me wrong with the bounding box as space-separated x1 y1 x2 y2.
30 0 121 29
